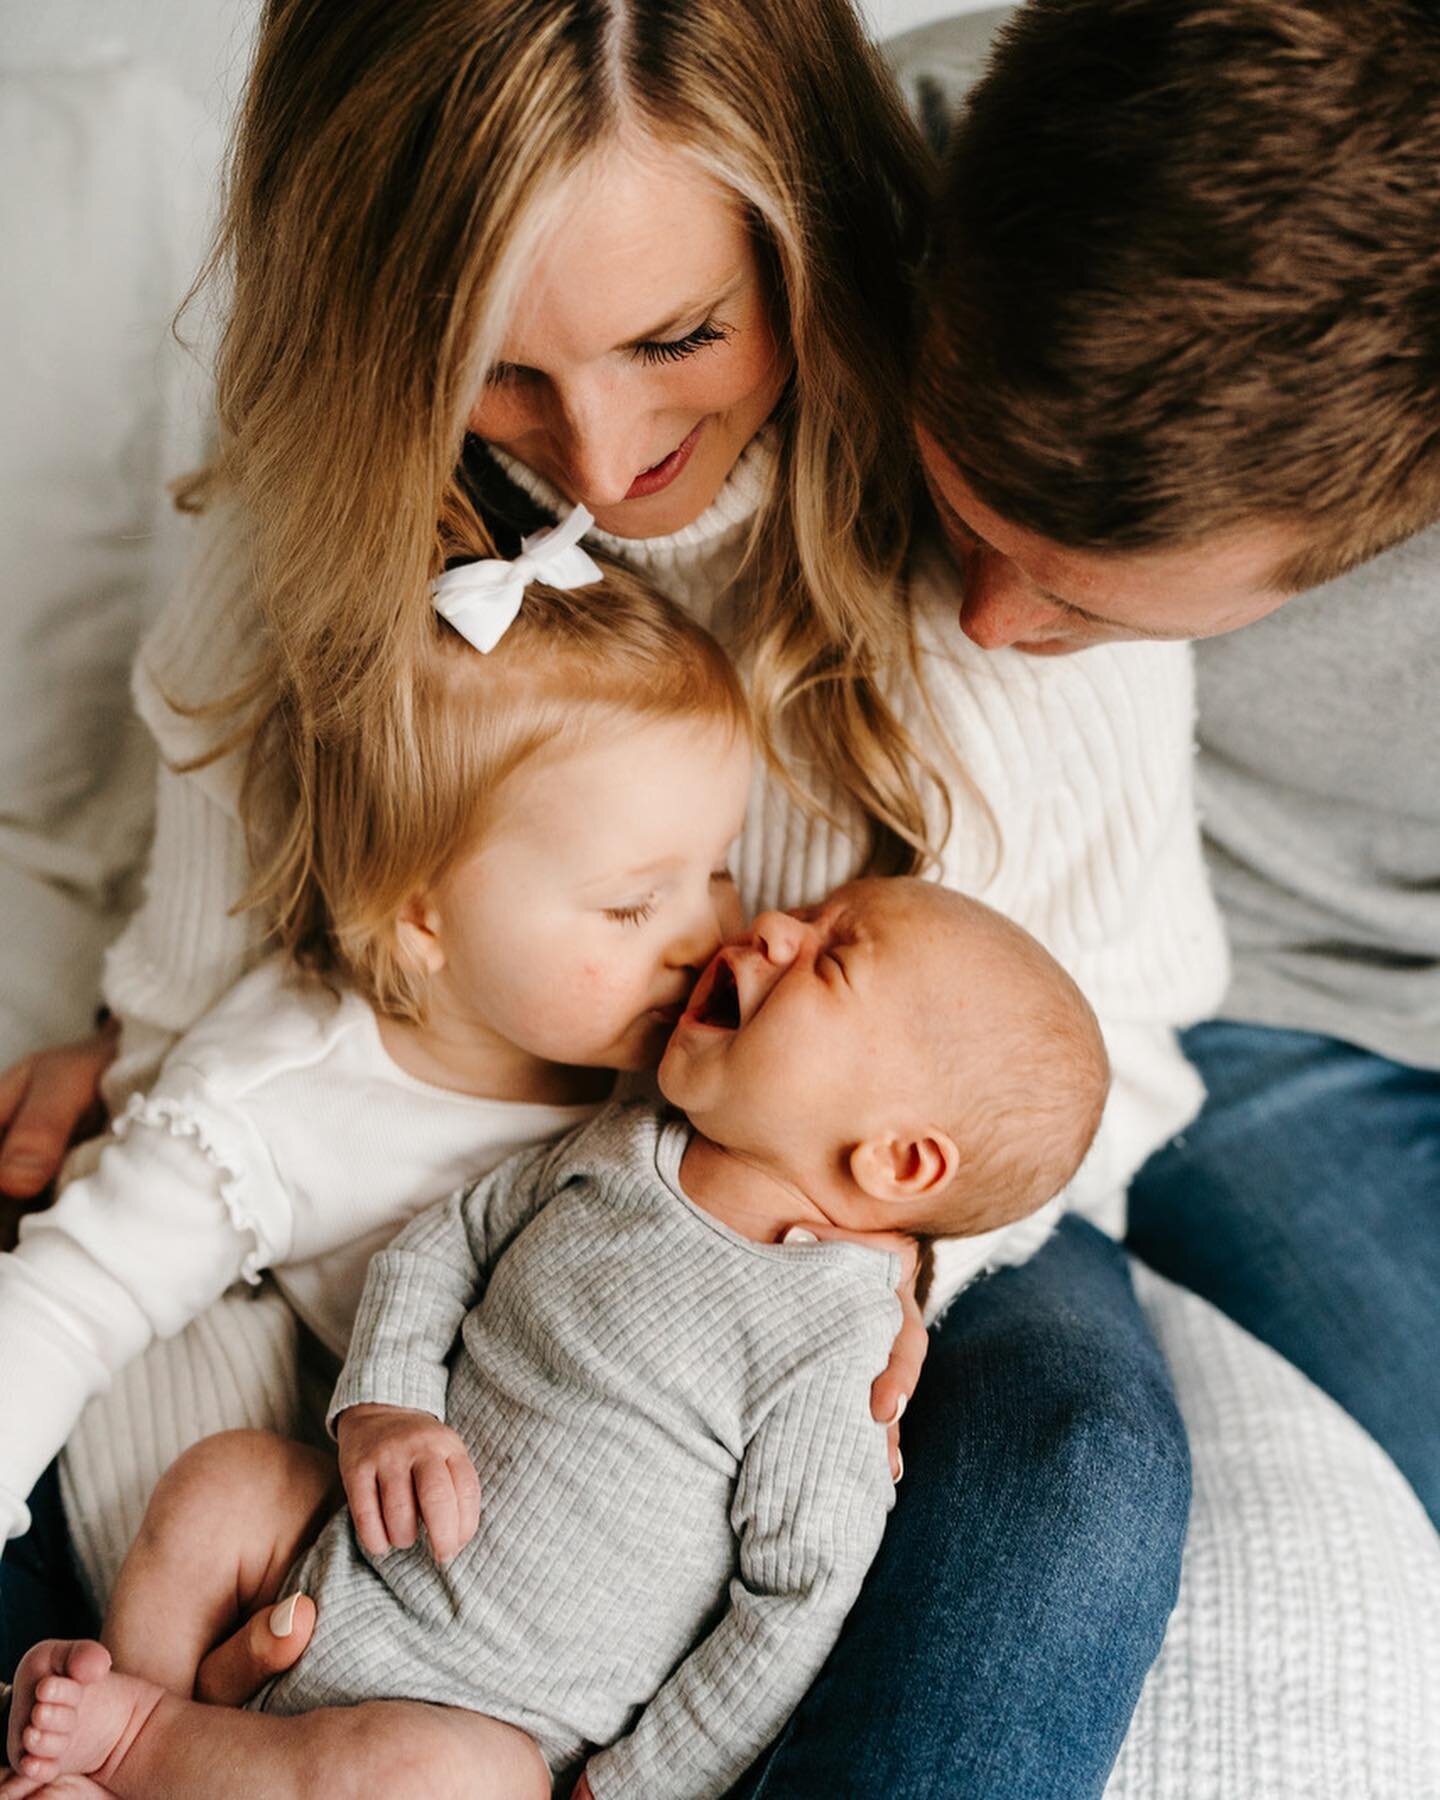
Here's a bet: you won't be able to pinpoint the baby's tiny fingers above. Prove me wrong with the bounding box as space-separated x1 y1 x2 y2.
414 1459 461 1563
378 1467 418 1550
348 1474 391 1559
449 1452 482 1548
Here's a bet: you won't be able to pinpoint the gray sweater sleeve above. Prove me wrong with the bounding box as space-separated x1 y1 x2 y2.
586 1351 896 1800
326 1135 562 1428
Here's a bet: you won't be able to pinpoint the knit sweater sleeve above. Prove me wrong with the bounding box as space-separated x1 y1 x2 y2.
100 764 264 1108
99 497 268 1109
326 1136 563 1429
586 1355 895 1800
0 1096 290 1542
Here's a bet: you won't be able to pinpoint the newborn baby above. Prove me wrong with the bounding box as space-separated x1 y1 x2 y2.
5 878 1108 1800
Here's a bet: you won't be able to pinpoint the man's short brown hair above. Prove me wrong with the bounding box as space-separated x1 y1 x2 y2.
916 0 1440 591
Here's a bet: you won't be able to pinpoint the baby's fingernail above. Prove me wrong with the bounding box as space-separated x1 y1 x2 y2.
883 1392 908 1427
269 1593 304 1638
783 1227 818 1245
893 1450 904 1485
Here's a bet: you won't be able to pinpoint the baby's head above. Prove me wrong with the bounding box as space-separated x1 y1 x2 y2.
660 877 1108 1238
278 558 752 1073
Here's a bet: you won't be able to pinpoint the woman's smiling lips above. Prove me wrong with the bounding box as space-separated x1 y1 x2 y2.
625 422 703 500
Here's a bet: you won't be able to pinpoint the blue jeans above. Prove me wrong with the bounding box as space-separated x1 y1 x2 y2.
0 1462 98 1681
1129 1020 1440 1525
736 1216 1190 1798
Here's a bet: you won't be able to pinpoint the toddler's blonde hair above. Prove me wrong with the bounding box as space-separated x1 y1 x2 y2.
259 560 749 1021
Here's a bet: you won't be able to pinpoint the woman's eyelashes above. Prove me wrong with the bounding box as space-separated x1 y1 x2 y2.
633 318 732 367
485 318 732 387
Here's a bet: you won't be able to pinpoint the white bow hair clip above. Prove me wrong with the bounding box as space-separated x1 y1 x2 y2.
432 503 602 654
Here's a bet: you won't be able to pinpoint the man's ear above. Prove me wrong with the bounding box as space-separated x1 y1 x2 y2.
848 1129 960 1203
393 891 446 979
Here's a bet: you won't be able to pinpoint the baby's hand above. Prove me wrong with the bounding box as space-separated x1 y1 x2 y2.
335 1403 481 1564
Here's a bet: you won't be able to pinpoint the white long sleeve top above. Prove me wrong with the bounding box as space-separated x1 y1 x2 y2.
0 955 596 1541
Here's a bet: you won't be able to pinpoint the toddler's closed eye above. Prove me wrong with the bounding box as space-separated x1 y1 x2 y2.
604 896 658 926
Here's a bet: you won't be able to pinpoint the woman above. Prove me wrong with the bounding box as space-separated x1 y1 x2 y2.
0 3 1215 1793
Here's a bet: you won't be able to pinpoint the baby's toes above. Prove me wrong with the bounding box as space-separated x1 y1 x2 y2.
21 1722 66 1765
22 1708 73 1739
29 1685 79 1717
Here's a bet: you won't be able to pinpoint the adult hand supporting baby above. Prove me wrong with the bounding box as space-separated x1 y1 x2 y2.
784 1225 926 1481
869 1236 926 1481
336 1403 482 1564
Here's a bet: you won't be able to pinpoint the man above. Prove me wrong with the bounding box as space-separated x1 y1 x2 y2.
907 0 1438 1531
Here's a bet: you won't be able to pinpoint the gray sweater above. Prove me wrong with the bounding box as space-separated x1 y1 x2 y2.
1194 524 1440 1069
259 1101 900 1797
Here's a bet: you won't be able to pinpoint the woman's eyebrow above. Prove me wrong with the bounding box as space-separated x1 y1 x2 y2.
618 277 743 349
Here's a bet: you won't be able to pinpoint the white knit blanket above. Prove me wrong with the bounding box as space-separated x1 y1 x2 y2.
1110 1268 1440 1800
59 1266 1440 1795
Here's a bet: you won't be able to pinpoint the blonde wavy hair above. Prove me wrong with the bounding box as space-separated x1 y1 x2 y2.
183 0 944 926
284 564 749 1021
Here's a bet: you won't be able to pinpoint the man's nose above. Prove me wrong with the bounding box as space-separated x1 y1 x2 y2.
959 550 1062 650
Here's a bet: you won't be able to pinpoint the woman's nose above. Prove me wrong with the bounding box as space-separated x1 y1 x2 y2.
958 550 1063 650
549 379 650 509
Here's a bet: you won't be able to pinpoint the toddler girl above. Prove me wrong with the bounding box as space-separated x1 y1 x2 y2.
0 508 752 1553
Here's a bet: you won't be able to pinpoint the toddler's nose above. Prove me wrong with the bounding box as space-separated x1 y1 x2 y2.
668 899 728 975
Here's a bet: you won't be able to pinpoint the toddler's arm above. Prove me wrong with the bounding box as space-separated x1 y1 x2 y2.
0 1115 289 1541
585 1354 897 1800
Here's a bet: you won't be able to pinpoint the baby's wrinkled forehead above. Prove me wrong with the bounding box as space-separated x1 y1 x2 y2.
822 879 976 968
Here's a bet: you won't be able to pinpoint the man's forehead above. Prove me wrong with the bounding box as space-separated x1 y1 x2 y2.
915 422 1306 636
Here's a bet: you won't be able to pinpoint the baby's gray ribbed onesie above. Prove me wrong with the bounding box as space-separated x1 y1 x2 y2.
259 1101 900 1798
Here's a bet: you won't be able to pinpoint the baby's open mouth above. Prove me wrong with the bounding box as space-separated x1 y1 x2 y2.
689 955 741 1030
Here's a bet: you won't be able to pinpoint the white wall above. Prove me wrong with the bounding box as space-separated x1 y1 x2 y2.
867 0 1001 38
1 0 998 110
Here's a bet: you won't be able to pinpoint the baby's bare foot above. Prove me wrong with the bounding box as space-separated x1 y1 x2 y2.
194 1594 316 1706
4 1642 158 1795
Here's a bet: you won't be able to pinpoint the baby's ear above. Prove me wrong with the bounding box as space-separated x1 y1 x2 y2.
393 891 446 978
849 1130 959 1203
